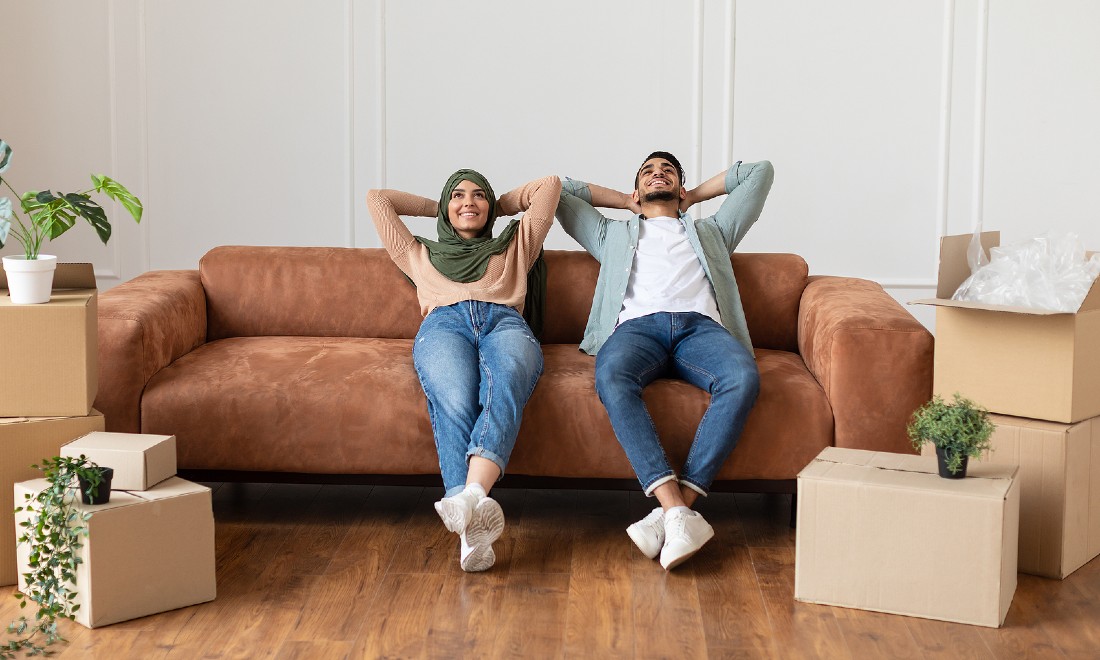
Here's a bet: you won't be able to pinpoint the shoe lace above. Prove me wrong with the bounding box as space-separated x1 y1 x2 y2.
666 512 690 540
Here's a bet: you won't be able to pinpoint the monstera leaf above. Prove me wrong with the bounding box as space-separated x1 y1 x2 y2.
92 174 142 224
21 190 111 244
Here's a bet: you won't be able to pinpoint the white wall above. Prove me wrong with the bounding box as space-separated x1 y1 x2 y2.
3 0 1098 332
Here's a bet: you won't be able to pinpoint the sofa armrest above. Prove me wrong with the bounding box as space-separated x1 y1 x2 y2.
95 270 207 433
798 275 933 454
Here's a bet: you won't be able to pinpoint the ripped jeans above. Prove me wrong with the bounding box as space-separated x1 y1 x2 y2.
413 301 543 496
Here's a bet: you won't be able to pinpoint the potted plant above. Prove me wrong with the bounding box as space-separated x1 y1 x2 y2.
908 393 995 478
4 455 113 657
0 138 142 304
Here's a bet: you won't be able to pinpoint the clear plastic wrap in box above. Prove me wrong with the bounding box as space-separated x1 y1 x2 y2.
952 232 1100 312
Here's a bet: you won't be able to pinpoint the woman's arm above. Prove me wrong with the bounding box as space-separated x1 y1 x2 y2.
366 189 437 267
496 175 562 265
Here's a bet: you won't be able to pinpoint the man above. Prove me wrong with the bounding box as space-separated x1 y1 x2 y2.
556 152 774 569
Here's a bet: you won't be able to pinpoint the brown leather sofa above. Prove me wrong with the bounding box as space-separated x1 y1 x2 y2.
94 246 933 494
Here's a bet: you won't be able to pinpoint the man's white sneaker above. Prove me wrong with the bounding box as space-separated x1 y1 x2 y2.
626 507 665 559
659 509 714 570
459 496 504 572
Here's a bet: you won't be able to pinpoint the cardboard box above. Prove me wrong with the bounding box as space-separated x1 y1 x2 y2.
795 447 1019 628
0 411 105 586
14 476 216 628
62 432 177 491
912 233 1100 424
0 263 99 417
976 414 1100 578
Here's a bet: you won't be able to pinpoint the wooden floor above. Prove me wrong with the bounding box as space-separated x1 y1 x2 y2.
2 483 1099 659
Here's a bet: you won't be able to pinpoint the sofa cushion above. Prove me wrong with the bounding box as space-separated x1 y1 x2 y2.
140 338 831 482
200 246 808 351
732 252 808 353
201 246 424 341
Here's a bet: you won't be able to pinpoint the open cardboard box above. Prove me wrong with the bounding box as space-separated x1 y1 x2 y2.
795 447 1019 628
0 263 99 417
912 233 1100 423
0 411 105 586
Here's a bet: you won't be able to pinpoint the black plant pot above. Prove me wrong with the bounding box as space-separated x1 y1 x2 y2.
78 467 115 504
934 446 968 479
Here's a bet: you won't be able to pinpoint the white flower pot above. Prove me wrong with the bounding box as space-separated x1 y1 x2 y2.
3 254 58 304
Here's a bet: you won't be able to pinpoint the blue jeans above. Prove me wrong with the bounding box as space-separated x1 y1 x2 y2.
594 312 760 496
413 301 543 497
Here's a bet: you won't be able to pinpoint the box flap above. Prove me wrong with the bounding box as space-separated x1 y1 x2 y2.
909 296 1075 316
0 262 96 291
937 232 1000 299
910 231 1100 314
52 263 97 289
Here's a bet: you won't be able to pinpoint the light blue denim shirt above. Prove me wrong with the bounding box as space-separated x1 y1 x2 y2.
556 160 774 356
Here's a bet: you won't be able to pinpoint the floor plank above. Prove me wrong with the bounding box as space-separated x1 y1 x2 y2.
751 545 852 660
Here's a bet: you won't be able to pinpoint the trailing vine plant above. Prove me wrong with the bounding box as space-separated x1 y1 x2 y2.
4 455 108 657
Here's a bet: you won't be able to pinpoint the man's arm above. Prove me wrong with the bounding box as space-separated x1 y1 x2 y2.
680 169 732 212
694 160 775 253
555 178 634 259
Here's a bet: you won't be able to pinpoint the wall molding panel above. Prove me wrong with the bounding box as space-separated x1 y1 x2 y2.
5 0 1099 333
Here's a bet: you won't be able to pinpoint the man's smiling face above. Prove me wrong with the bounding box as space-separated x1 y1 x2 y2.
636 157 682 203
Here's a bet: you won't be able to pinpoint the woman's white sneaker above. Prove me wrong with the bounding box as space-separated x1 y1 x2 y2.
626 507 666 559
659 509 714 570
434 484 485 534
459 496 504 572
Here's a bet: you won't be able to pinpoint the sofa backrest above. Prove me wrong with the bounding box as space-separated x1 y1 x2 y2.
201 246 808 351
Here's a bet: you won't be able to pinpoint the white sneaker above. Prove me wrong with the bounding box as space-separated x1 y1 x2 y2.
660 509 714 570
626 507 665 559
434 486 483 534
459 496 504 572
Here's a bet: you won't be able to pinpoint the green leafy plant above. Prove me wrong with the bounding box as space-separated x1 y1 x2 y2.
0 138 142 260
4 455 111 658
908 393 995 475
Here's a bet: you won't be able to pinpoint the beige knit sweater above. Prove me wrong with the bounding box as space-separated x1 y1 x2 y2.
366 175 561 318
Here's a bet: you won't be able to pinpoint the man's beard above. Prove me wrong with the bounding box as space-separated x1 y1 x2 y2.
643 190 677 203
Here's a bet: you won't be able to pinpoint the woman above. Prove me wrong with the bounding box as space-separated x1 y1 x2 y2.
367 170 560 572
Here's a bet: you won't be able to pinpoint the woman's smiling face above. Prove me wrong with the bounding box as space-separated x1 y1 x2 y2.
447 180 491 239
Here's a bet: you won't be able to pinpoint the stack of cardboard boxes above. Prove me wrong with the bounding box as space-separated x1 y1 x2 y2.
793 230 1100 628
2 266 216 628
915 232 1100 580
15 432 216 628
1 264 106 586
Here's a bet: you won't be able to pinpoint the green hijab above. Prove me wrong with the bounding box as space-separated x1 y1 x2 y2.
412 169 546 337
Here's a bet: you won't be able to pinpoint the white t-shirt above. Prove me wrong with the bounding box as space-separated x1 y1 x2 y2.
617 216 723 326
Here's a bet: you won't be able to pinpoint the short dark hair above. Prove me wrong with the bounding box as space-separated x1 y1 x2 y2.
634 151 685 190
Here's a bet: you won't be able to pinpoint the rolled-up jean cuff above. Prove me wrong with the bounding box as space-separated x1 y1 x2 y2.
467 447 507 480
643 473 678 497
679 479 708 497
